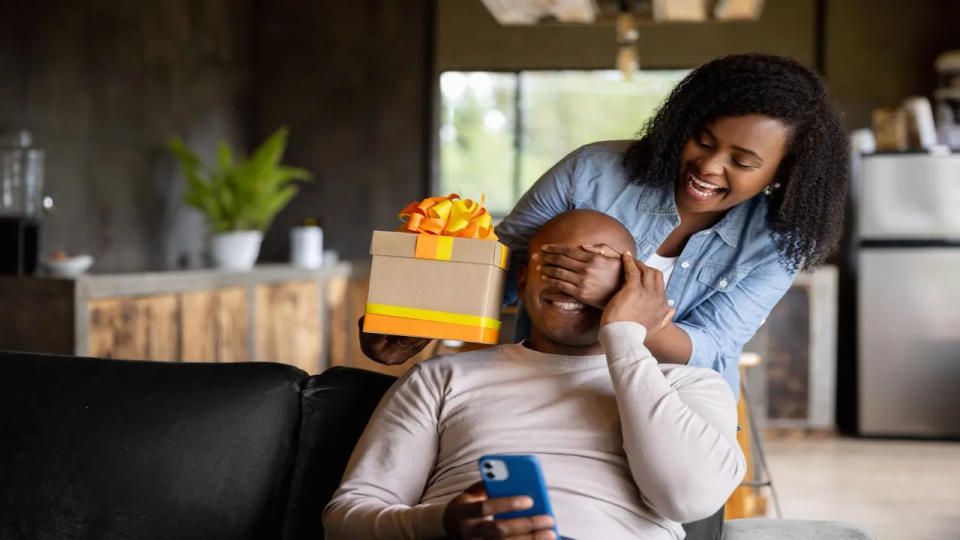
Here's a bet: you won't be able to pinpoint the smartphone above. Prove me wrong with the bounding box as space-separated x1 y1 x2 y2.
478 454 559 535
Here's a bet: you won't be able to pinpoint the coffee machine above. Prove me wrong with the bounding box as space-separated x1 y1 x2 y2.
0 130 44 275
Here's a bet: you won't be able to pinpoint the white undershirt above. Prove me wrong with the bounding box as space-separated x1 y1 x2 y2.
644 252 679 288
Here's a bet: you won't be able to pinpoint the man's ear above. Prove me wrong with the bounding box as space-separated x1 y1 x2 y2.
517 264 528 296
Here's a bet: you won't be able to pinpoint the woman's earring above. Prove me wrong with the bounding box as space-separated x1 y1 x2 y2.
763 183 781 196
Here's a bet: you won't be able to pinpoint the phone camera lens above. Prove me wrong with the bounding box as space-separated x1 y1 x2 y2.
485 472 495 479
483 462 493 469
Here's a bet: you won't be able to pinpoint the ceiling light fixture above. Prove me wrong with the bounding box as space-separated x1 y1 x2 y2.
479 0 598 25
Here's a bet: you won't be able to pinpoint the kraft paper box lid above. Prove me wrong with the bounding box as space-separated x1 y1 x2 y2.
365 230 509 331
369 230 509 268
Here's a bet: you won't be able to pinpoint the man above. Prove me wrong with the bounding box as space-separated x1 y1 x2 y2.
324 210 745 539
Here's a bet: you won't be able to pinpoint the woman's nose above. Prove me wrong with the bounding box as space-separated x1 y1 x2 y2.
697 152 725 176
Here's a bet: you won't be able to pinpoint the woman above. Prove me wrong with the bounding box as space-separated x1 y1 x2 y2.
362 53 849 395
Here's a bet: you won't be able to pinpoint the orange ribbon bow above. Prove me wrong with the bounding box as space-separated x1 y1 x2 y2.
397 193 498 241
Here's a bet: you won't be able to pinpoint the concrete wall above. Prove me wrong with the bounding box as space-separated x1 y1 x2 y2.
0 0 433 269
824 0 960 129
0 0 252 272
251 0 433 262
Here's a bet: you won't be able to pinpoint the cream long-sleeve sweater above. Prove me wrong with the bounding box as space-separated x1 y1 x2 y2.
323 322 745 540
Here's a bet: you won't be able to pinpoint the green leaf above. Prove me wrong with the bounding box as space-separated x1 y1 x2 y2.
217 142 233 170
249 126 289 174
255 185 299 231
274 166 313 182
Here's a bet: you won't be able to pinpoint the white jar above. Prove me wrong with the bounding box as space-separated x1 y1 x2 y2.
290 225 323 269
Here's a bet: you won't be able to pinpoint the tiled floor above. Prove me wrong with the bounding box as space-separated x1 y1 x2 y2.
762 437 960 540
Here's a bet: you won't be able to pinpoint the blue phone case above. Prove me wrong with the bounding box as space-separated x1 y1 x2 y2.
478 454 559 535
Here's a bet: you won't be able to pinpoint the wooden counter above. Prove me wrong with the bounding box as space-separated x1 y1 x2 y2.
0 263 372 374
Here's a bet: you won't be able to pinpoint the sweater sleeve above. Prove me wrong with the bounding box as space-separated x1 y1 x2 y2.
322 364 448 540
598 321 746 523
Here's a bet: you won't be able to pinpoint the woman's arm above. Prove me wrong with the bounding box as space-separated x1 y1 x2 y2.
494 146 581 258
496 146 580 309
643 322 692 364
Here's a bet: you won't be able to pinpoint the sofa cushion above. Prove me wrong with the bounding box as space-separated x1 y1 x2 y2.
723 518 875 539
283 366 397 540
0 350 307 540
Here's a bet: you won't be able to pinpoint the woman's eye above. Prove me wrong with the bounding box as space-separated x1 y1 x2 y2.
696 138 712 148
733 159 758 169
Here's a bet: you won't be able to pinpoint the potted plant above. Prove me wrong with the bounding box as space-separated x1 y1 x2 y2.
169 127 311 270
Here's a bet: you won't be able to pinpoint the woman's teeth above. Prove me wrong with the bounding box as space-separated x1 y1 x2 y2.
687 174 726 198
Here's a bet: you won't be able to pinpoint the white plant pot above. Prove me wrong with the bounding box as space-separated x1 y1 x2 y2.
211 230 263 271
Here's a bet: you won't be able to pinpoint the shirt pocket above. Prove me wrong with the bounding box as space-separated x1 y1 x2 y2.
696 265 744 292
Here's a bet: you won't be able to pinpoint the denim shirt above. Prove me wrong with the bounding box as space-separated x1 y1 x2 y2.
495 141 798 397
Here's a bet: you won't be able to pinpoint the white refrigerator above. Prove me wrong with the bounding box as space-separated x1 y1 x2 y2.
857 153 960 437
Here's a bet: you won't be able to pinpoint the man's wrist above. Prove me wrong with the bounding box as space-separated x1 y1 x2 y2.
599 320 649 350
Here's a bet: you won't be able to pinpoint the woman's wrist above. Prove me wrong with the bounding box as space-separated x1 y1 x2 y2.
643 322 692 365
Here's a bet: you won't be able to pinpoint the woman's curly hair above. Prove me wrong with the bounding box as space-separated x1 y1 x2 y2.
625 53 850 272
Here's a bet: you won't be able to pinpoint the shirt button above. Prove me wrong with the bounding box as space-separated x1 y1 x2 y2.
719 279 728 288
680 261 690 269
667 299 676 306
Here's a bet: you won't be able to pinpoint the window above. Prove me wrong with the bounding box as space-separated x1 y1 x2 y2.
438 70 689 217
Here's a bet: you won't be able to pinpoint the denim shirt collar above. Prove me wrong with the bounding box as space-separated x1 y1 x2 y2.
636 182 754 248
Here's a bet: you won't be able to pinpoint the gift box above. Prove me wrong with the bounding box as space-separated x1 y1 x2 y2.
362 195 509 344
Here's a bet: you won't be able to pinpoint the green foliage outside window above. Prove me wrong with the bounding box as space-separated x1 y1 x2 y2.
439 70 689 216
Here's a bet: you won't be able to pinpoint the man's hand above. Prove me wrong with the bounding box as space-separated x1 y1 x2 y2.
357 316 432 366
535 243 623 309
600 251 675 338
443 481 556 540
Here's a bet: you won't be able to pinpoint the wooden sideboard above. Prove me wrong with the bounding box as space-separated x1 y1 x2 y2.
0 264 839 403
0 264 384 374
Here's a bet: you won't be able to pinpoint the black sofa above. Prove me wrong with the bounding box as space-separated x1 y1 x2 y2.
3 350 864 540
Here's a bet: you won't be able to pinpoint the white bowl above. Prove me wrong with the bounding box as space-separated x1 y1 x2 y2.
44 254 94 278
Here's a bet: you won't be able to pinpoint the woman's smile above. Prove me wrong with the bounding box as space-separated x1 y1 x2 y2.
683 170 728 201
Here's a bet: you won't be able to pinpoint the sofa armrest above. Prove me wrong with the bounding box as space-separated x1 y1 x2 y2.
723 519 875 540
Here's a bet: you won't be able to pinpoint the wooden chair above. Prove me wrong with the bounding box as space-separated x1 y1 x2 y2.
725 353 782 519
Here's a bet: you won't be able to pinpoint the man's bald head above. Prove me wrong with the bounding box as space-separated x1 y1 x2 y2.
529 210 636 258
